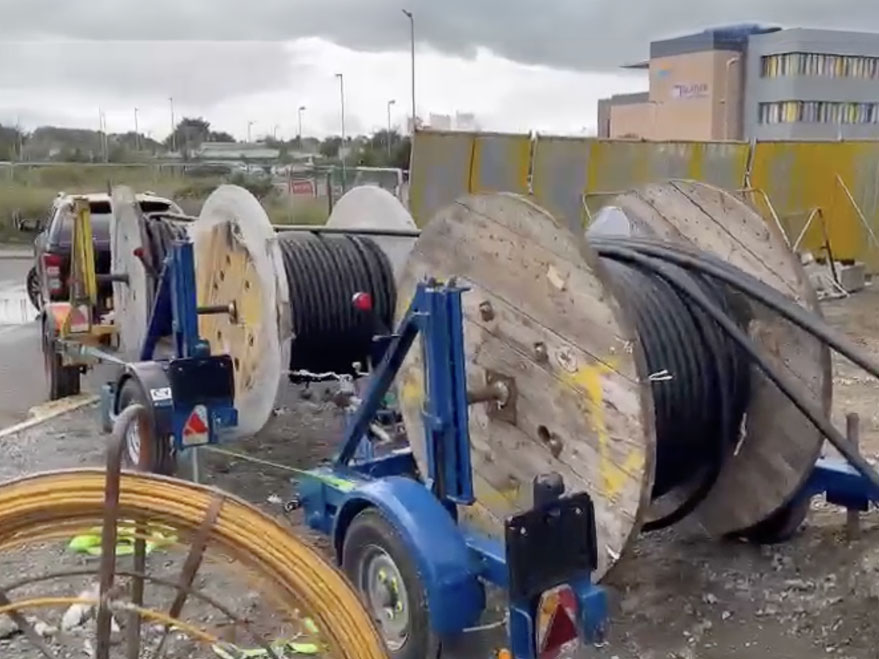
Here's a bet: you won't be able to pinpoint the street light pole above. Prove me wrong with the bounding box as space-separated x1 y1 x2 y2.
298 106 306 148
169 97 176 152
402 9 415 133
247 121 255 143
273 124 279 140
387 99 396 159
133 107 140 151
335 73 347 187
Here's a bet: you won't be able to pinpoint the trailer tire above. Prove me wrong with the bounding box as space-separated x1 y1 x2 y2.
117 378 175 475
342 508 439 659
42 314 80 401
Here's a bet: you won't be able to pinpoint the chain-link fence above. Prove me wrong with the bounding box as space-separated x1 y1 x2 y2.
0 162 406 234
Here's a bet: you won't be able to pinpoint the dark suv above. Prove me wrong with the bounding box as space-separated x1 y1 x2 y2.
26 192 181 311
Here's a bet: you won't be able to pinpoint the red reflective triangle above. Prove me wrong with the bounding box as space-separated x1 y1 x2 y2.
539 601 578 659
68 305 89 330
184 407 208 435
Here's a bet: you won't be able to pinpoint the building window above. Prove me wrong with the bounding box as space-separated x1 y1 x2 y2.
761 52 879 79
758 100 879 124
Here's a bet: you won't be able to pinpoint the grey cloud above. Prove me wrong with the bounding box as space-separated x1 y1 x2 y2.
2 0 879 70
0 41 295 103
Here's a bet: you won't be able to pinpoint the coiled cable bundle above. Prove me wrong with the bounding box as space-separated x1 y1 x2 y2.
276 232 395 378
593 236 752 529
142 216 189 284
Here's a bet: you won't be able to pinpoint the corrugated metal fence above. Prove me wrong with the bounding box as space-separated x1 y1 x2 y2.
409 130 879 266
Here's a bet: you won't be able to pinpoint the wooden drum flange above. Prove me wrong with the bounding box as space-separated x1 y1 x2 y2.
110 186 152 360
190 185 291 439
396 193 656 578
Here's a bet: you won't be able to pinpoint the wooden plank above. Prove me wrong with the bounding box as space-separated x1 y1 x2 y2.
396 193 654 578
606 181 830 536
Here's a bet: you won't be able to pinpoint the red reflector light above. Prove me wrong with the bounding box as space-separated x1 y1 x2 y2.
133 247 144 259
42 253 64 293
352 291 373 312
537 586 579 659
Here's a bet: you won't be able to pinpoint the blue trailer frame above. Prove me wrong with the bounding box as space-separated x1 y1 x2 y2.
100 239 237 464
296 279 607 659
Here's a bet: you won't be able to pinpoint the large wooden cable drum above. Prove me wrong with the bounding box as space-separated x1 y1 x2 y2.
396 184 829 578
396 193 655 579
190 185 399 437
190 185 291 439
595 180 831 536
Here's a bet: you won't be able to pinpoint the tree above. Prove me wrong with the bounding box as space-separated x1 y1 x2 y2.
165 117 212 154
207 130 235 142
0 124 23 160
319 136 343 159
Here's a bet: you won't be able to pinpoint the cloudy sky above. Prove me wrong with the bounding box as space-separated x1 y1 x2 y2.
1 0 878 140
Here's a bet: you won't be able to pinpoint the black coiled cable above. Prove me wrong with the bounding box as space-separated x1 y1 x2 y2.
276 232 395 378
594 237 751 529
142 217 188 288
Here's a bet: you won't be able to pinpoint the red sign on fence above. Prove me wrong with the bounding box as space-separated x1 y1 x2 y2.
289 179 317 196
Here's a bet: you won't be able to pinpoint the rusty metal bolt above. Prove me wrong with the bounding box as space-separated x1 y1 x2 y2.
533 342 548 363
478 300 494 321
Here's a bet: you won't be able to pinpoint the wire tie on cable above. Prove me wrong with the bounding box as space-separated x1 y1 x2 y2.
648 369 673 382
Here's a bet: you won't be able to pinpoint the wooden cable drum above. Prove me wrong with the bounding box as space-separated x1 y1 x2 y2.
111 186 189 360
326 186 418 276
396 193 654 579
190 185 291 439
190 185 398 436
395 185 829 578
591 180 830 537
110 186 153 359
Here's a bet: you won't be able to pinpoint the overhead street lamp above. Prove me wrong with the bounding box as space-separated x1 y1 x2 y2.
298 105 306 147
402 9 415 133
247 120 256 143
133 107 140 151
335 73 347 186
169 97 176 152
387 99 396 158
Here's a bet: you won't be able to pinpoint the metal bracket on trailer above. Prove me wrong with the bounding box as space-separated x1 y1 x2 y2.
296 280 607 658
107 238 238 459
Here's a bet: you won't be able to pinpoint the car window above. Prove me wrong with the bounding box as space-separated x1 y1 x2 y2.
48 199 175 246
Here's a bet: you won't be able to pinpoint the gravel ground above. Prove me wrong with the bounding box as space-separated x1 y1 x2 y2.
2 287 879 658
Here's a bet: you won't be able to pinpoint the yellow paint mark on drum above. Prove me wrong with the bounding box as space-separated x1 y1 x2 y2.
398 370 424 408
563 359 645 501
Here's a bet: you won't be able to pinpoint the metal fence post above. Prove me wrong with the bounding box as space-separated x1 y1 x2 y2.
846 412 861 540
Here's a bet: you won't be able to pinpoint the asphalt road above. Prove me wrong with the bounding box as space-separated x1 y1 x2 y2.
0 255 109 429
0 257 44 428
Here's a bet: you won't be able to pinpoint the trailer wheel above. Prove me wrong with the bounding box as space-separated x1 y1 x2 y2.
117 378 175 475
738 496 810 545
342 508 439 659
42 314 80 401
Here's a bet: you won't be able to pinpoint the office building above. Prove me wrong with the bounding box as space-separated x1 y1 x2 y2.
599 25 879 141
746 29 879 140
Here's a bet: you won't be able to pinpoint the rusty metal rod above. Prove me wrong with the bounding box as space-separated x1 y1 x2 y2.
96 404 145 659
